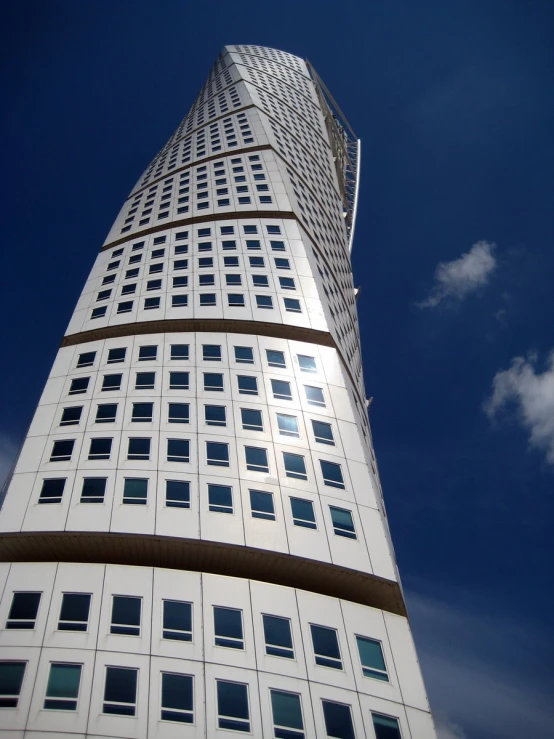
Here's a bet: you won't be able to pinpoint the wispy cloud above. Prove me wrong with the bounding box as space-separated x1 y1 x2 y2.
417 241 497 308
406 584 554 739
484 351 554 465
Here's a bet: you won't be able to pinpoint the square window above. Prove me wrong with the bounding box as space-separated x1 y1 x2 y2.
39 478 65 504
249 256 264 267
91 306 107 319
50 439 75 462
290 497 315 527
277 414 299 438
161 672 194 723
216 680 250 732
102 274 116 285
103 666 137 716
117 300 133 314
69 377 89 395
305 385 325 406
136 372 155 390
208 483 233 513
169 371 189 390
241 408 263 431
245 446 269 472
165 480 190 509
256 295 273 309
58 593 91 631
372 714 402 739
6 592 41 629
127 437 151 460
147 279 162 291
322 701 355 739
77 351 96 368
214 606 244 649
279 276 296 290
174 244 188 255
88 437 112 460
0 662 26 706
225 274 242 286
237 375 258 395
120 285 135 297
311 624 342 669
173 276 188 289
199 293 216 306
203 344 222 361
312 420 334 445
234 346 254 363
199 274 215 286
204 372 224 391
61 406 82 426
167 439 190 463
284 298 301 312
172 294 188 307
107 347 126 363
249 490 275 521
266 349 286 368
252 274 269 287
206 441 229 466
174 259 188 270
80 477 106 503
138 345 157 361
271 379 292 400
321 460 345 489
168 403 189 424
228 293 245 306
44 663 82 711
111 595 141 635
123 478 148 505
102 374 122 392
171 344 189 360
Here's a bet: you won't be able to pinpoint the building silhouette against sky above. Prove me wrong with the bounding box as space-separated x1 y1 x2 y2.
0 45 436 738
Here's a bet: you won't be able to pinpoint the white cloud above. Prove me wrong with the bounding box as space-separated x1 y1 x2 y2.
435 719 468 739
417 241 497 308
484 351 554 465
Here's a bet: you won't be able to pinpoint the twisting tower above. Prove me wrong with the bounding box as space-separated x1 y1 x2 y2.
0 46 436 739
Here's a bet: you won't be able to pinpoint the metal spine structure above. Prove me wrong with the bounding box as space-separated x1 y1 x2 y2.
0 46 436 739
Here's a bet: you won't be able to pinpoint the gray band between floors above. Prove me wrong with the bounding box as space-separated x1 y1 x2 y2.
0 531 407 617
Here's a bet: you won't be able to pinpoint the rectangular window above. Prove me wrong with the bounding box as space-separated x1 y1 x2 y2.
203 344 222 361
77 351 96 368
206 441 229 466
132 402 153 422
147 279 162 291
320 460 345 489
161 672 194 723
312 420 334 445
255 294 273 309
271 379 292 400
203 372 224 391
58 593 91 631
60 406 82 426
169 371 189 390
224 256 239 267
249 256 264 267
102 374 122 391
163 599 192 641
249 489 275 521
117 300 133 314
0 662 26 707
138 345 157 361
50 439 75 462
372 713 402 739
330 507 356 538
123 478 148 505
305 385 325 406
127 437 151 460
168 403 189 424
174 259 188 270
107 347 126 363
290 497 316 528
275 258 290 269
310 625 342 669
144 297 160 310
284 298 301 312
238 375 258 395
263 614 294 658
103 666 137 716
167 439 190 463
6 592 41 629
283 453 307 481
241 408 263 431
234 346 254 363
39 478 65 504
208 484 233 514
279 276 296 290
225 274 242 286
216 680 250 732
110 595 141 636
245 446 269 472
271 240 286 251
214 606 244 649
271 690 304 738
44 663 82 710
96 403 117 423
277 414 299 438
88 438 112 460
252 274 269 287
121 284 136 296
298 355 316 372
165 480 190 508
80 477 106 503
69 377 89 395
173 277 188 290
91 306 107 319
266 350 286 368
135 372 155 389
322 701 355 739
205 405 226 426
199 274 215 286
228 293 245 306
199 293 216 306
171 344 189 360
356 636 389 681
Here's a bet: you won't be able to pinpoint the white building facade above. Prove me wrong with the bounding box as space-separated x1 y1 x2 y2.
0 46 436 739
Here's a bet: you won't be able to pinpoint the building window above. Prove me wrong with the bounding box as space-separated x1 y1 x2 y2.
203 344 221 361
245 446 269 472
320 460 345 489
228 293 245 306
132 402 153 422
249 489 275 520
252 274 269 287
199 293 216 306
127 437 151 460
237 375 258 395
6 592 41 629
110 596 141 636
290 497 316 528
312 420 334 445
214 606 244 649
144 297 160 310
171 344 189 360
208 484 233 513
96 404 117 423
205 405 226 426
44 663 82 710
234 346 254 364
161 672 194 723
266 349 286 368
283 453 307 481
263 614 294 658
310 625 342 669
123 478 148 505
330 507 356 539
102 374 122 391
356 636 389 681
136 372 155 390
60 406 82 426
77 351 96 368
279 276 296 290
271 690 304 738
169 371 189 390
165 480 190 508
167 439 190 463
277 414 299 437
372 713 402 738
322 701 355 739
91 307 107 320
305 385 325 406
168 403 189 423
241 408 263 431
206 441 229 466
117 300 133 314
284 298 301 312
275 258 290 270
80 477 106 503
58 593 91 631
103 666 138 716
69 377 89 395
39 478 65 504
107 347 126 363
204 372 224 391
216 680 250 732
256 294 273 309
138 345 157 361
162 599 192 641
0 662 26 707
88 438 112 460
271 379 292 400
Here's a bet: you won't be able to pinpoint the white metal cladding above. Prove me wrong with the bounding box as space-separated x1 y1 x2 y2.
0 46 436 737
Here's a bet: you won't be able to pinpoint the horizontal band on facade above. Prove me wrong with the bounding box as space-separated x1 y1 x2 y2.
61 318 336 349
101 207 297 252
0 531 406 617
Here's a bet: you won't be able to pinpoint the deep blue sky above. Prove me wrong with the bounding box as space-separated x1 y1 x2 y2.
1 2 553 737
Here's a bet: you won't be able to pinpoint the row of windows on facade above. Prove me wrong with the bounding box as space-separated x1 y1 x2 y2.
0 660 401 738
71 345 318 371
104 254 293 278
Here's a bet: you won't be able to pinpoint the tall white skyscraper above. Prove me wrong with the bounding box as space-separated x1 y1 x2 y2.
0 46 436 738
